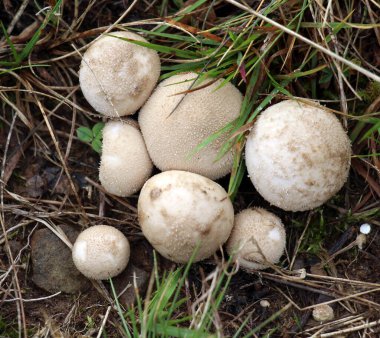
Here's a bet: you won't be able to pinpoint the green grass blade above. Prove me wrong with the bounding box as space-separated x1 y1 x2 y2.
109 278 132 338
109 35 200 59
0 21 20 62
155 324 215 338
19 0 63 61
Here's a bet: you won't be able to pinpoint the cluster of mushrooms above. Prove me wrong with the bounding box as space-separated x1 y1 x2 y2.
71 31 351 281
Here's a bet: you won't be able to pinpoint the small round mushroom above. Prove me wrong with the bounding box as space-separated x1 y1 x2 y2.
245 100 351 211
138 170 235 263
260 300 271 308
79 31 160 117
99 120 153 197
312 304 334 322
226 208 286 270
72 225 130 280
139 72 243 180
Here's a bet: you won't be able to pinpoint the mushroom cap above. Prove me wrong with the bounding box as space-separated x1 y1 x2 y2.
79 31 160 117
245 100 351 211
99 120 153 197
312 304 334 322
138 72 243 180
226 208 286 270
138 170 235 263
72 225 130 280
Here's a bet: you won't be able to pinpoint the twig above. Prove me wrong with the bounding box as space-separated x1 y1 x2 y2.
96 306 112 338
0 113 27 338
224 0 380 83
3 292 62 302
321 319 380 337
5 0 29 35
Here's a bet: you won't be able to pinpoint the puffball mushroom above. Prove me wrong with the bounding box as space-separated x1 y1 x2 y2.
312 304 334 322
138 170 234 263
72 225 130 280
99 120 153 197
79 31 160 117
139 72 243 180
226 208 286 270
245 100 351 211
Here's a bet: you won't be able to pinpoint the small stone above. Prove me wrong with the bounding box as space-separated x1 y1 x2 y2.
312 304 334 322
260 299 270 308
8 240 23 258
360 223 371 235
25 175 45 198
31 225 90 294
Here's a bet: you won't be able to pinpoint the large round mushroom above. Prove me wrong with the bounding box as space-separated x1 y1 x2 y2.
138 72 243 180
138 170 235 263
245 100 351 211
99 120 153 197
79 31 160 117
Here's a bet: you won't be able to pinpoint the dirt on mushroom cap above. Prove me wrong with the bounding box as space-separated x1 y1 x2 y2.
138 72 243 180
79 31 160 117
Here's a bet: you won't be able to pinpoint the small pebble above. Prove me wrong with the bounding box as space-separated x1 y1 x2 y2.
360 223 371 235
312 304 334 322
260 299 270 308
31 225 90 294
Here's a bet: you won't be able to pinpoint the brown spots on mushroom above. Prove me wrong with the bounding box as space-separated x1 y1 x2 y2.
160 208 169 218
197 224 211 235
305 179 316 187
301 152 313 167
138 210 147 224
150 188 162 200
287 144 297 152
130 84 143 98
212 210 224 224
109 240 119 255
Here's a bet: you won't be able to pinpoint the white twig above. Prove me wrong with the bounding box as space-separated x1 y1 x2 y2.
3 292 61 302
321 319 380 337
96 306 112 338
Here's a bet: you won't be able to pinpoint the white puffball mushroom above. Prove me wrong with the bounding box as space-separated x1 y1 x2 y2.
79 31 160 117
312 304 334 322
139 72 243 180
245 100 351 211
99 120 153 197
226 208 286 270
72 225 130 280
138 170 235 263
